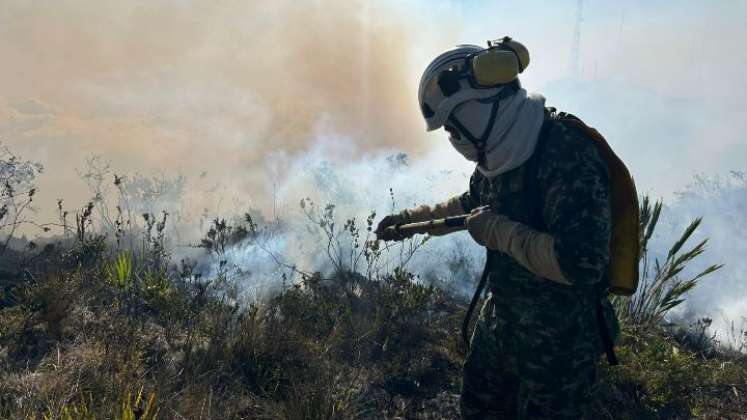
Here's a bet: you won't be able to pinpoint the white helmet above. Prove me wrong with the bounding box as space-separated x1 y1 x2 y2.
418 37 530 132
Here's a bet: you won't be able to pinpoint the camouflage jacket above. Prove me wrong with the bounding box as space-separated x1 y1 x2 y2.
460 109 618 346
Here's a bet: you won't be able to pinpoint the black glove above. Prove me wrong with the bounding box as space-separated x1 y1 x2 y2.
375 213 410 241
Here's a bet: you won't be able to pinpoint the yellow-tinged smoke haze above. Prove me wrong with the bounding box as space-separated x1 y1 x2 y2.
3 0 747 342
1 0 457 222
5 1 747 224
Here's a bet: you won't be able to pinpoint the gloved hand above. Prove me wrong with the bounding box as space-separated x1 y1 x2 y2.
376 196 466 242
464 206 514 251
375 212 411 241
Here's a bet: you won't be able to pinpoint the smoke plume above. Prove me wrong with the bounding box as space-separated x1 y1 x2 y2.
0 0 457 218
2 1 747 343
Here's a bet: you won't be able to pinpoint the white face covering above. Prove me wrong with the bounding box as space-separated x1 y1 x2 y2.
448 88 546 178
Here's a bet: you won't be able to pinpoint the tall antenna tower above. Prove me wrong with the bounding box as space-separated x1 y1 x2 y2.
570 0 584 79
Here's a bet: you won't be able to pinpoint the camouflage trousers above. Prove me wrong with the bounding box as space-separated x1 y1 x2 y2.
460 293 602 419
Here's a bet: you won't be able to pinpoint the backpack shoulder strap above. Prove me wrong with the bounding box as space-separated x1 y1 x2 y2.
520 110 556 230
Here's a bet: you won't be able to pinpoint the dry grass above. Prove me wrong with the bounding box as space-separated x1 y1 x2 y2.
1 150 746 419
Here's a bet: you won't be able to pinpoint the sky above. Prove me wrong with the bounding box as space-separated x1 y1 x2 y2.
2 0 747 336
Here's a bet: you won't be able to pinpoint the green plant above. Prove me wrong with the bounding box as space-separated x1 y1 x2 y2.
42 387 159 420
613 196 723 328
120 386 159 420
107 252 133 291
49 394 96 420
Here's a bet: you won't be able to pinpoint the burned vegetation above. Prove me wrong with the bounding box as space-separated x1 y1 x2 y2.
1 149 746 419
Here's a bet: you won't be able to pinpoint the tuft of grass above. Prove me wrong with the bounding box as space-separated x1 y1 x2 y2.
38 386 159 420
106 252 133 290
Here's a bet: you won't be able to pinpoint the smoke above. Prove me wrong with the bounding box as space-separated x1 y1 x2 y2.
649 173 747 346
194 138 482 299
2 1 747 342
0 0 477 302
0 0 457 218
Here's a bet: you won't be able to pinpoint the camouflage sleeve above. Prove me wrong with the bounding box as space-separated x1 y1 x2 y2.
538 126 611 287
459 170 482 213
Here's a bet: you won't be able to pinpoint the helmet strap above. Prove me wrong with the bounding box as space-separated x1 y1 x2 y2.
447 97 501 167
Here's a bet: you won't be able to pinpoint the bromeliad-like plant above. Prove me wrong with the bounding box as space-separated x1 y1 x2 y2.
107 252 134 291
47 387 159 420
120 386 159 420
613 196 723 328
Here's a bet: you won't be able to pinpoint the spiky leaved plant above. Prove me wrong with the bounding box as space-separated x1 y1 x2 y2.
613 196 723 328
45 387 159 420
106 252 133 291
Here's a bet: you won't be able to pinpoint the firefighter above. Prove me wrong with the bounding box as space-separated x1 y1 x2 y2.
376 38 619 419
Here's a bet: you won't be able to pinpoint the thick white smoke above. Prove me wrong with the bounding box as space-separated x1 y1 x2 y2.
649 173 747 346
193 134 485 300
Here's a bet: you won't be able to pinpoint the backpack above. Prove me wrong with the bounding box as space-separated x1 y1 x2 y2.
555 112 640 296
462 111 639 365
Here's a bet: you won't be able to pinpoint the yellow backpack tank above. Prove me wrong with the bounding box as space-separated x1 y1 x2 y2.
558 113 640 296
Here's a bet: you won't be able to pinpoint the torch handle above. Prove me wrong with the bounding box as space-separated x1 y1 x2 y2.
383 214 469 237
